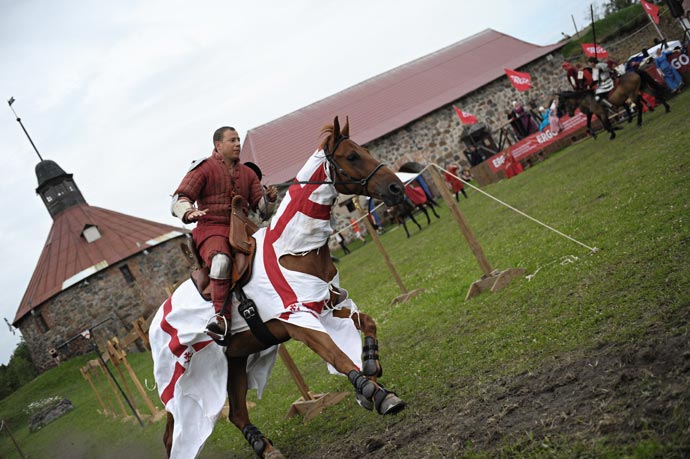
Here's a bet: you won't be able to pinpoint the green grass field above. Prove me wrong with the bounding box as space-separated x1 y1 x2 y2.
1 91 689 459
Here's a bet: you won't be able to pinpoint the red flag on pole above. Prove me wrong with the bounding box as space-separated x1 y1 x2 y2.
640 0 660 24
453 106 477 124
504 68 532 91
581 43 609 59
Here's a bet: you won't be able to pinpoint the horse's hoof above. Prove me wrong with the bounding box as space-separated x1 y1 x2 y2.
264 449 286 459
376 392 406 415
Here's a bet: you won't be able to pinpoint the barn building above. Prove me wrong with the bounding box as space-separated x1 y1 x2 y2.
242 29 568 233
241 22 682 236
242 29 568 186
13 159 190 371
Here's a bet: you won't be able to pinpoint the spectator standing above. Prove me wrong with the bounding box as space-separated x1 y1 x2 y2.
503 151 524 179
444 163 468 201
333 231 351 255
654 47 684 93
549 96 564 134
349 217 367 244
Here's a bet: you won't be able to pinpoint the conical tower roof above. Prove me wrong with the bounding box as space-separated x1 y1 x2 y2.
13 204 187 325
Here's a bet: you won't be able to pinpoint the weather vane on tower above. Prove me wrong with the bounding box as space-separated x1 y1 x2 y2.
7 96 44 161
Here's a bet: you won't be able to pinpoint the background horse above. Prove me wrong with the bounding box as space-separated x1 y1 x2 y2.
386 188 439 238
152 117 406 459
559 70 670 140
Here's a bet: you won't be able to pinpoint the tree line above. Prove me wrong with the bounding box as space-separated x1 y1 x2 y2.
0 341 38 400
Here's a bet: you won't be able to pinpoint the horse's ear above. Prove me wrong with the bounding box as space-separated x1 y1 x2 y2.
333 116 341 140
341 116 350 137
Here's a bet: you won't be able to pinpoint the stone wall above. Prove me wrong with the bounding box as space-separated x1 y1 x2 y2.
18 236 191 371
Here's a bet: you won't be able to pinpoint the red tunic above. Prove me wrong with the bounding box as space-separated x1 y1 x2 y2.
444 165 465 193
174 150 264 251
405 184 427 206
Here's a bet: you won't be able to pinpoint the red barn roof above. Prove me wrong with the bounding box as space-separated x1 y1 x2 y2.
13 205 187 324
242 29 563 184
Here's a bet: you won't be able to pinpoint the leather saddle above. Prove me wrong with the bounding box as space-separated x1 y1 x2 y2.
182 195 259 301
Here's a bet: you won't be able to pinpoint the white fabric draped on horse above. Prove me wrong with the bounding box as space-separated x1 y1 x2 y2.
150 148 365 459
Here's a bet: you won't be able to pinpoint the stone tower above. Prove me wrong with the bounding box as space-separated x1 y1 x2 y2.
13 160 190 371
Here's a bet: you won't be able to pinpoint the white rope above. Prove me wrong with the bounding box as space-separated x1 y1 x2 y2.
431 163 599 254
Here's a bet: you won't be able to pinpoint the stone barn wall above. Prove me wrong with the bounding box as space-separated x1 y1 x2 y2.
17 236 191 371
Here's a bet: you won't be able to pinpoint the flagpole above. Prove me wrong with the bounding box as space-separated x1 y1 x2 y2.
590 4 598 61
646 12 666 41
7 97 44 162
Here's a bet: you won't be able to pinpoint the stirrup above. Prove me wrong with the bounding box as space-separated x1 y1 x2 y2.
205 314 229 346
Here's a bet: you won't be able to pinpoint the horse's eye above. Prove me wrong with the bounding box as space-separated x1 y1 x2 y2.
347 152 359 161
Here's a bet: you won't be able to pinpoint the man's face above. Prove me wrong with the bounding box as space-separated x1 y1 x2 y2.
216 129 241 162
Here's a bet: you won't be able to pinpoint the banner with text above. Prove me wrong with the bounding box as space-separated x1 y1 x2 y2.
581 43 609 59
487 113 588 172
504 68 532 91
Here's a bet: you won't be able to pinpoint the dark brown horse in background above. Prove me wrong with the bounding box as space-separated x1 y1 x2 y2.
158 117 406 459
386 196 437 238
559 70 670 140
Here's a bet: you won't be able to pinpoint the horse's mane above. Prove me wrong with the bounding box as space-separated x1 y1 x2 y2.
319 124 335 151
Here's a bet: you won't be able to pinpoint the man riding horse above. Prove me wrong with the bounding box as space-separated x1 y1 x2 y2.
171 126 278 322
587 57 616 108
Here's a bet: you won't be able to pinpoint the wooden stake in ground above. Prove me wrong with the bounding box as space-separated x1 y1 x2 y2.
353 197 423 304
279 345 349 422
81 364 112 417
428 165 524 300
107 338 162 421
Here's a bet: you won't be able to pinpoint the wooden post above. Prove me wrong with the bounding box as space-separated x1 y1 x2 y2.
429 165 525 300
353 198 423 304
132 317 151 350
109 339 160 418
429 166 493 275
279 346 313 401
98 359 128 417
81 366 111 416
279 345 349 422
0 420 27 458
105 340 139 416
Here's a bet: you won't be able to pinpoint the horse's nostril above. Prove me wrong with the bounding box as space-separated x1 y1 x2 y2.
389 183 403 195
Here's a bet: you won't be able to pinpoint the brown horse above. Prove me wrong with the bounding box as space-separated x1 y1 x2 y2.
559 70 670 140
153 117 406 459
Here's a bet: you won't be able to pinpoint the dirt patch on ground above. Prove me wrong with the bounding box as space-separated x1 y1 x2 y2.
299 322 690 458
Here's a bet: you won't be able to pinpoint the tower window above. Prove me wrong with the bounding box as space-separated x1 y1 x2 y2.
31 309 49 333
120 265 135 284
82 225 101 243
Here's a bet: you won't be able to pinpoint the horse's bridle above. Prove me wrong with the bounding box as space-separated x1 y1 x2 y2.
322 135 385 195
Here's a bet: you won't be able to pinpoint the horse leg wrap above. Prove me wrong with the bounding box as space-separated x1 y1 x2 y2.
348 370 407 415
242 424 270 458
348 370 376 411
362 336 382 378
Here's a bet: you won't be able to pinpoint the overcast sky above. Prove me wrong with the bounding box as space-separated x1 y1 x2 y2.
0 0 604 365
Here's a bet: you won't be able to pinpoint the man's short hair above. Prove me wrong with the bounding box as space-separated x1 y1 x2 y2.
213 126 236 145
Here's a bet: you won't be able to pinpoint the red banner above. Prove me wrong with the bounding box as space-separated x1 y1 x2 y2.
641 0 660 24
581 43 609 59
487 113 589 172
453 106 477 124
504 68 532 91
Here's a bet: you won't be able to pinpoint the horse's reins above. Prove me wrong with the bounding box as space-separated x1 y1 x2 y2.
270 136 385 195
